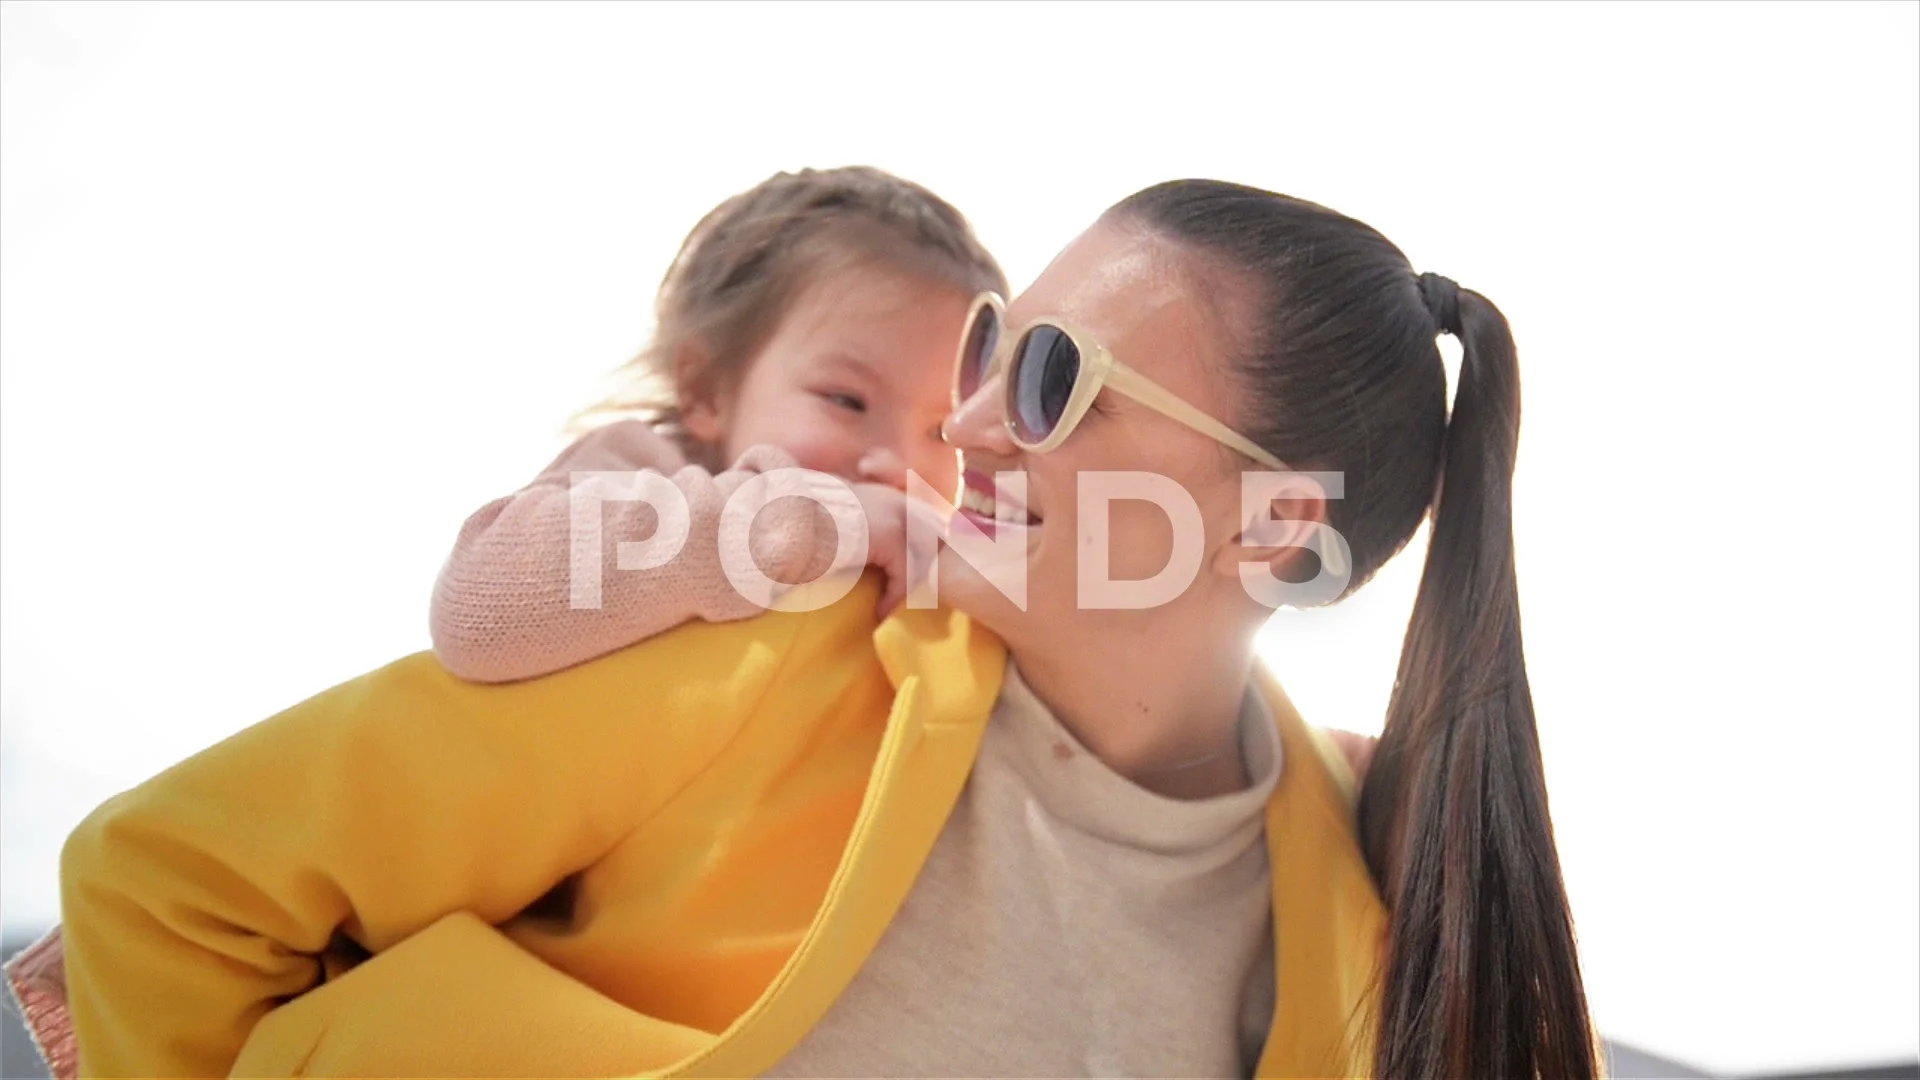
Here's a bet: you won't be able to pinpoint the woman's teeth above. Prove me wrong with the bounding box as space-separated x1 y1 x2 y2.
960 485 1039 526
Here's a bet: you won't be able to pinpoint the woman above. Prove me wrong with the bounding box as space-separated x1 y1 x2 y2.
59 180 1594 1079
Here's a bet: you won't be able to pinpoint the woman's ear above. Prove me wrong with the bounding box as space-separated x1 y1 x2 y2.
1211 470 1340 592
673 340 727 445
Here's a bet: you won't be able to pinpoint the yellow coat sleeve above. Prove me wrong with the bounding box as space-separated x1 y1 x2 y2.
57 603 831 1079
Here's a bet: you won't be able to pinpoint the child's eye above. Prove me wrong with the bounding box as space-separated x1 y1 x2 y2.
819 391 867 413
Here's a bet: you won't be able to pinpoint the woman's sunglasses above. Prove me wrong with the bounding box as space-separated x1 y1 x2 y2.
952 292 1288 469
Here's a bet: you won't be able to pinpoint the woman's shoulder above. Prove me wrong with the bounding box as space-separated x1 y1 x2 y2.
1316 728 1376 801
1249 667 1377 818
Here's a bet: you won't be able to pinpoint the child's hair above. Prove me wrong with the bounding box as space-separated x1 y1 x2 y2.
575 166 1008 456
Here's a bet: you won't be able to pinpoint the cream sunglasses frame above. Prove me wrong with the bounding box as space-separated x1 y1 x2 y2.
953 292 1289 469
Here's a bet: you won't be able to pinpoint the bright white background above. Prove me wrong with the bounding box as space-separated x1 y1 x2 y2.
3 2 1915 1074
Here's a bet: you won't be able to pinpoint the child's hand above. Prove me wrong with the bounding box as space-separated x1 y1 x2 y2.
850 481 946 619
851 448 954 617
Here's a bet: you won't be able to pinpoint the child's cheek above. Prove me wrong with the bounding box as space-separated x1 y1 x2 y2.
779 420 868 481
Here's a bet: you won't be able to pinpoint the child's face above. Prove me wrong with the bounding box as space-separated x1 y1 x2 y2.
691 263 972 498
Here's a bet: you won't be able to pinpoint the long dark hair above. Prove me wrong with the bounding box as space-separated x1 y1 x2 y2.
1115 180 1595 1080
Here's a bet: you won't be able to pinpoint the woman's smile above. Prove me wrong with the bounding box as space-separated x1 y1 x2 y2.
955 466 1041 537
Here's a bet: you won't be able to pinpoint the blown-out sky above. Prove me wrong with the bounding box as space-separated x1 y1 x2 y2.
2 3 1915 1073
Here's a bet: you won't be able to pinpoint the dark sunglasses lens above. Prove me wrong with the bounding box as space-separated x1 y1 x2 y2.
958 304 1001 400
1009 325 1080 442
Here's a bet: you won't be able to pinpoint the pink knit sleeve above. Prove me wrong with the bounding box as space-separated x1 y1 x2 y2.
429 420 843 684
4 926 78 1080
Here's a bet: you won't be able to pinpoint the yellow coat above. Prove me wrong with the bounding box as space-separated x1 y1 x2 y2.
60 580 1386 1078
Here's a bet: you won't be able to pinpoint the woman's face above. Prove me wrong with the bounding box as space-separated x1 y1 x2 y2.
937 219 1258 646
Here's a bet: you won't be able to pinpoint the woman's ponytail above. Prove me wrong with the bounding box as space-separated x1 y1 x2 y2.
1358 276 1598 1080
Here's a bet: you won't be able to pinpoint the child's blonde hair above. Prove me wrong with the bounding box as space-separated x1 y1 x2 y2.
578 167 1008 459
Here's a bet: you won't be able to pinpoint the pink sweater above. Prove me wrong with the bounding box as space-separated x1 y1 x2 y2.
5 929 75 1080
430 420 846 683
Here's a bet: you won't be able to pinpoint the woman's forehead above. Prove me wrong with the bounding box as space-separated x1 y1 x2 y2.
1010 221 1232 372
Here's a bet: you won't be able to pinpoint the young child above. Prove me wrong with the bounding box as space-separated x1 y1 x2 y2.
5 165 1006 1079
430 165 1006 682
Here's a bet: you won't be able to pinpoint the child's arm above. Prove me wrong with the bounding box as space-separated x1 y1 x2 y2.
430 420 843 683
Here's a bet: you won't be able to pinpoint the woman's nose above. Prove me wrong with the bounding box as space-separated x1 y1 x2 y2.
940 375 1015 455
